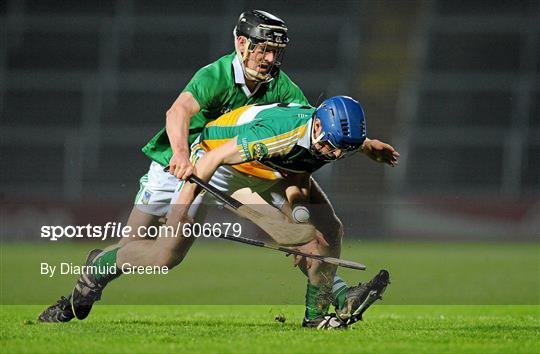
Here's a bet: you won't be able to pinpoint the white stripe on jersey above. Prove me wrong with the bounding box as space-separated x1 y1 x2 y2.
236 103 303 125
266 137 300 155
236 103 280 125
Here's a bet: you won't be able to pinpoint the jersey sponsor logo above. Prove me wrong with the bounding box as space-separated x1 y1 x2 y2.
251 142 269 160
241 138 250 158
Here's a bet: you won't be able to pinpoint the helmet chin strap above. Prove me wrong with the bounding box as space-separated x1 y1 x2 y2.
310 130 343 161
312 131 325 145
310 131 331 159
244 67 272 82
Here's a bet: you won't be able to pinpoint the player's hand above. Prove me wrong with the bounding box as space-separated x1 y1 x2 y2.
362 138 400 167
292 231 329 269
168 151 194 180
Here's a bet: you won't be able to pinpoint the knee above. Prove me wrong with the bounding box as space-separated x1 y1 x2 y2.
153 250 185 269
322 215 343 245
334 217 344 240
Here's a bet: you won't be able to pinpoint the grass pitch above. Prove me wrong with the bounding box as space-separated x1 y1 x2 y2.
1 241 539 353
1 305 538 354
2 241 539 305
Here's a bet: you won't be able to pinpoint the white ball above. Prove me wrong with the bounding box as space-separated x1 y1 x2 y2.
292 205 310 223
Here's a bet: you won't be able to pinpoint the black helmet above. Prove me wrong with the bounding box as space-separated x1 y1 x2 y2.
234 10 289 47
233 10 289 82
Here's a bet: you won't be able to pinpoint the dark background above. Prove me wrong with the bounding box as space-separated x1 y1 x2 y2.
1 0 539 240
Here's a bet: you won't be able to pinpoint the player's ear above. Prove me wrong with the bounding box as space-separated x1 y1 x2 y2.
312 119 324 144
313 118 322 135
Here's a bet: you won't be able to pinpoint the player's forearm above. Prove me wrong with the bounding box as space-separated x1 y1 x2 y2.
192 154 222 184
175 150 230 209
166 105 191 155
165 92 201 155
175 139 243 214
175 159 217 208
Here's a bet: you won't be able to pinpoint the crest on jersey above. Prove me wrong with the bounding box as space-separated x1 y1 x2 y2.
251 142 269 160
142 190 151 205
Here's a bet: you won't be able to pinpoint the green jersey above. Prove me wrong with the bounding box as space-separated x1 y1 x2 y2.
198 103 328 180
142 52 309 166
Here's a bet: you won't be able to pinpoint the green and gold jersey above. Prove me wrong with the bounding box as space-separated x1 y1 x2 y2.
196 103 329 180
142 52 309 166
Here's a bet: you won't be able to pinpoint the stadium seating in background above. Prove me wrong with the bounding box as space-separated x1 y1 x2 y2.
1 0 360 202
388 0 539 240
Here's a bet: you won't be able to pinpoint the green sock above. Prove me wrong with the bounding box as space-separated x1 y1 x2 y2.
93 248 121 284
305 283 331 320
332 275 349 310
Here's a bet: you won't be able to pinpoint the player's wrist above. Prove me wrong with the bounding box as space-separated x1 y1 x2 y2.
172 144 189 156
361 137 371 152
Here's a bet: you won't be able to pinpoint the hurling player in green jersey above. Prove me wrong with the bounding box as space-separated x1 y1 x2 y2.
38 9 309 323
37 11 397 325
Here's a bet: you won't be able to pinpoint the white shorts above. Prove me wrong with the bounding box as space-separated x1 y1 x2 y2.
134 161 179 216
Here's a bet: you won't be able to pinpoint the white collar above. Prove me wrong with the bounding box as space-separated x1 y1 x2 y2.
232 55 262 98
297 118 313 149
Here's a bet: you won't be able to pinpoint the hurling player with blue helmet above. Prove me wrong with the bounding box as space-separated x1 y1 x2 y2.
162 95 400 329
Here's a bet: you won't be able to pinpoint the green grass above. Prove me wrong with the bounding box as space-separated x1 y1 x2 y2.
1 241 539 304
1 305 538 354
1 241 539 353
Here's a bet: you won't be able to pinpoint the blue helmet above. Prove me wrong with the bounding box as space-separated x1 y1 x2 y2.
314 96 367 153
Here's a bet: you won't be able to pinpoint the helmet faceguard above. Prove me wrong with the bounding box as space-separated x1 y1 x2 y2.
311 96 367 160
233 10 289 83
